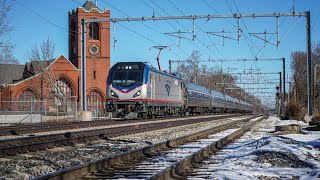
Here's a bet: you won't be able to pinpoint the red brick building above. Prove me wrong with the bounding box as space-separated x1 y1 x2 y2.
0 1 110 114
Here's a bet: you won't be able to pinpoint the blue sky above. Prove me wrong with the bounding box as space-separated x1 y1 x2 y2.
8 0 320 107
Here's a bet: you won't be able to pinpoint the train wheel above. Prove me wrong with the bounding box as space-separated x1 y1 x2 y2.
164 110 170 117
170 110 174 117
148 110 155 119
180 109 185 117
139 112 147 119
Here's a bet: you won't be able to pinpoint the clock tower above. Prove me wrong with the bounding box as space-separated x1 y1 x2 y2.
68 0 110 102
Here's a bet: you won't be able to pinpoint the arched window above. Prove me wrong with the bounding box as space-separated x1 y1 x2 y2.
70 21 77 56
87 90 104 118
89 22 99 40
18 89 37 110
50 78 73 108
56 78 72 98
87 90 103 107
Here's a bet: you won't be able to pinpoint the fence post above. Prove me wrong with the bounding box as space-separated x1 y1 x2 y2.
41 101 43 123
30 100 33 123
56 104 58 121
44 100 47 122
66 100 68 120
75 100 77 121
97 102 99 120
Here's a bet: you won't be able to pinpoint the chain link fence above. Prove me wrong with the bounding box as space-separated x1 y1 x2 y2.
0 100 47 123
0 98 108 123
87 104 106 120
0 98 78 123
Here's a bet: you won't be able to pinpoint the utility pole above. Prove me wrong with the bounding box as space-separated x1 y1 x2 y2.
306 11 313 116
279 72 282 117
282 58 286 118
81 19 86 111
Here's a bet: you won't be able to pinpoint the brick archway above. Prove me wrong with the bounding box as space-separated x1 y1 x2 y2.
17 88 39 111
87 88 105 118
49 76 75 112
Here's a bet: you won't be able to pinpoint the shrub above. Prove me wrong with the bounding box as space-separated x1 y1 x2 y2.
285 102 302 119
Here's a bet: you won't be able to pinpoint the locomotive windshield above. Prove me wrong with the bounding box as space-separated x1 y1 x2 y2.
110 63 144 86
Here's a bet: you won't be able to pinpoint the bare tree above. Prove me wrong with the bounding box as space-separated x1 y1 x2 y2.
26 38 55 62
290 41 320 116
25 38 69 113
0 0 17 64
174 51 263 108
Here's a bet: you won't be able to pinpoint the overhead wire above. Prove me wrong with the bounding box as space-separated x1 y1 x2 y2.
254 2 296 57
13 0 80 40
232 0 257 55
199 0 246 71
280 16 301 41
146 0 215 58
165 0 225 59
224 0 260 93
99 0 185 59
312 12 320 32
200 0 237 28
167 0 234 72
229 0 257 59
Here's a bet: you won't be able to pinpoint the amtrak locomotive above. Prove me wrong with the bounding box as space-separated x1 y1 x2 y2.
106 62 253 119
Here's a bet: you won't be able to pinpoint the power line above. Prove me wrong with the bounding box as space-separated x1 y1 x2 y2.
201 0 237 28
146 0 215 58
139 0 189 56
149 0 188 32
13 0 68 33
100 0 184 59
230 0 257 59
13 0 80 41
255 4 296 57
231 0 263 73
166 0 226 63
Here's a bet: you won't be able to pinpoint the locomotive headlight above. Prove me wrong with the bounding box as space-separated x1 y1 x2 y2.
110 90 118 98
133 90 141 98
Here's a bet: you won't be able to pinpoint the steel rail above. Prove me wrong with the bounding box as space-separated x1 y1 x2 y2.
0 114 242 157
153 115 267 179
0 118 157 136
32 115 263 180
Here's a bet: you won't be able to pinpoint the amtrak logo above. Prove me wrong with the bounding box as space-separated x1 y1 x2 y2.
165 84 171 96
122 89 129 92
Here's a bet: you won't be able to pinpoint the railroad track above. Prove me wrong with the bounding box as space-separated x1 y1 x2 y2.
0 118 151 136
33 115 266 180
0 114 231 136
0 114 243 157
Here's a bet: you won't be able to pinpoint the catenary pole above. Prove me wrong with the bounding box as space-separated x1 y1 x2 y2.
81 19 87 111
306 11 312 115
282 58 286 117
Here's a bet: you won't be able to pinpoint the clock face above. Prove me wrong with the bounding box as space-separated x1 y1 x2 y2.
89 44 99 55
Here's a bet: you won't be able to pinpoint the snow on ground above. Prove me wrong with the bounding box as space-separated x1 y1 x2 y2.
188 116 320 180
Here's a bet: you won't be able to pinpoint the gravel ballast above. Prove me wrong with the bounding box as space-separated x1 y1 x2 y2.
0 116 247 179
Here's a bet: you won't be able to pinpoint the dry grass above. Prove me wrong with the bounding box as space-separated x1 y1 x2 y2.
285 102 303 119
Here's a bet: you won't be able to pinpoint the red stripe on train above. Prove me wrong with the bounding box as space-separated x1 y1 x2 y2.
106 98 184 104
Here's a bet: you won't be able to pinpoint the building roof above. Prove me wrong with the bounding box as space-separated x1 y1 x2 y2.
0 64 25 84
0 59 55 85
82 0 100 11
